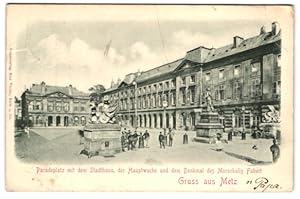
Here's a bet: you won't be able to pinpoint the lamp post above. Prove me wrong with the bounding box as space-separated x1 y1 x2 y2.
162 100 168 129
133 81 138 128
241 105 246 140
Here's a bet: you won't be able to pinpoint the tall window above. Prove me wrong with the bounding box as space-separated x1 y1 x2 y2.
152 95 156 108
273 81 281 95
123 100 127 110
219 85 225 100
251 79 261 97
170 92 175 106
28 101 33 111
180 77 185 85
215 85 225 100
47 103 53 112
233 82 242 100
234 65 241 76
219 69 224 79
180 88 186 105
251 62 260 73
165 81 169 89
171 79 176 87
277 54 281 67
120 100 123 110
189 87 195 103
205 72 211 81
63 103 69 112
158 83 163 90
33 101 41 110
137 97 141 109
157 94 162 107
153 84 157 92
190 75 196 83
56 103 61 112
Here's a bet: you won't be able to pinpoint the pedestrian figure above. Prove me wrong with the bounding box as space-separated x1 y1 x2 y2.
127 130 132 151
121 132 126 152
24 126 30 138
168 128 175 147
183 133 188 144
215 136 223 151
144 130 150 148
270 139 280 163
138 132 144 148
79 129 84 145
159 132 165 149
276 130 281 145
163 131 168 147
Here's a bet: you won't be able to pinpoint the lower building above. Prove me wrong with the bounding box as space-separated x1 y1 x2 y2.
21 82 90 127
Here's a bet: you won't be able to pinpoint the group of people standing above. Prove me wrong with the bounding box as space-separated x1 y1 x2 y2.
158 128 175 149
121 128 150 152
121 127 177 151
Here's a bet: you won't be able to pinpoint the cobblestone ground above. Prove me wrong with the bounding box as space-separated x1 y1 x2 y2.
15 127 274 165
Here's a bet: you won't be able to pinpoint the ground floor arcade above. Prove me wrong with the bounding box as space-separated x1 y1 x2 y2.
26 113 89 127
116 102 280 130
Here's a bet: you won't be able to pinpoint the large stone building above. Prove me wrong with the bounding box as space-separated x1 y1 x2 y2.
103 22 281 131
21 82 90 127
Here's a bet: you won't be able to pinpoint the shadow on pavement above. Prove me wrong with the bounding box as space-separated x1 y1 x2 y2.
223 151 272 165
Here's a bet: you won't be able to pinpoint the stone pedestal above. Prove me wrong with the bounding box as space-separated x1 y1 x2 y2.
80 123 121 158
194 111 224 144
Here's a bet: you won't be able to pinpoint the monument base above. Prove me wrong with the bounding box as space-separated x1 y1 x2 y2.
80 123 121 158
194 111 224 144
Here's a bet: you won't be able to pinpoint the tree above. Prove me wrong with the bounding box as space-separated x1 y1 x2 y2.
88 84 106 103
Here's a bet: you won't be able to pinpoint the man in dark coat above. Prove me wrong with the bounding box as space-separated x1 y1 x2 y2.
159 132 165 149
168 128 175 147
121 132 126 152
138 132 144 148
270 139 280 163
183 132 188 144
144 130 150 148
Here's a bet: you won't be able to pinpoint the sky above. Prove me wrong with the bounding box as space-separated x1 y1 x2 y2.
12 5 279 97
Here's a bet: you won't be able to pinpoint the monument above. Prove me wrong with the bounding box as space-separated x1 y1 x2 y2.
194 88 224 144
80 96 121 158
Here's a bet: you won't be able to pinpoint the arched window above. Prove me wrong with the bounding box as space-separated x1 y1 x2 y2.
56 102 61 112
64 103 69 112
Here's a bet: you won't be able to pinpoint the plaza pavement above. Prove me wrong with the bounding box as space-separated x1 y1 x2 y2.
14 127 274 165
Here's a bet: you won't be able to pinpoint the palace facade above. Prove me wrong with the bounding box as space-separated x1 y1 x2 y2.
21 82 90 127
103 22 281 131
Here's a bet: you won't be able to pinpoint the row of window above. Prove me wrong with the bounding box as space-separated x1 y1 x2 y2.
119 92 176 111
117 79 177 99
29 102 86 112
116 80 280 110
205 54 281 81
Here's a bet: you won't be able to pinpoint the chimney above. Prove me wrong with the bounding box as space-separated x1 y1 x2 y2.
271 22 280 35
41 81 46 94
233 36 244 48
260 26 266 34
68 84 73 96
111 79 115 88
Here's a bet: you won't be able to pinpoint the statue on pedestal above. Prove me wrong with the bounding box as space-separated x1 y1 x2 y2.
89 95 117 124
81 95 121 158
204 88 214 112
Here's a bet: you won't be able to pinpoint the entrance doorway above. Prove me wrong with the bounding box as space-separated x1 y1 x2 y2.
56 116 61 126
48 116 53 126
64 116 69 126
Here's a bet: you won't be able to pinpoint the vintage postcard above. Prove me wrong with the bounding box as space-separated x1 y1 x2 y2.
5 4 294 191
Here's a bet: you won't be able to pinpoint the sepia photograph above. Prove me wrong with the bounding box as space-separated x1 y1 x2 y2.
5 4 294 191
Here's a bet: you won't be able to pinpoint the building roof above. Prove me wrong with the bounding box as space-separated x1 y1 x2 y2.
104 25 281 91
136 58 184 83
27 83 88 97
203 31 281 63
